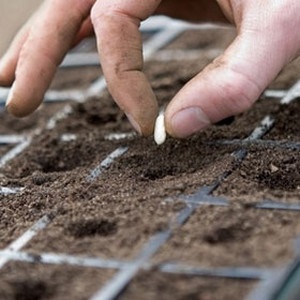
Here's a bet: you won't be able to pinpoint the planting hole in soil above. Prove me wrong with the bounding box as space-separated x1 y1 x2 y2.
0 16 299 300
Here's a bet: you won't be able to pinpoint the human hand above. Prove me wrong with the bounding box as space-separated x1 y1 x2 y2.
0 0 224 136
1 1 300 138
161 0 300 138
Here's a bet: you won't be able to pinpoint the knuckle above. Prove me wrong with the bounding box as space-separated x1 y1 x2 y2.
91 2 113 27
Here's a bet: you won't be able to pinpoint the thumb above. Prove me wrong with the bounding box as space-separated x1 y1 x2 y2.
165 25 296 138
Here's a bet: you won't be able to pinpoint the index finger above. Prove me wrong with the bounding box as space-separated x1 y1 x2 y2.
91 0 161 136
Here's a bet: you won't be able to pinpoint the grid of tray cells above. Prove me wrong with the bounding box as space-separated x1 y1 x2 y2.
0 16 299 300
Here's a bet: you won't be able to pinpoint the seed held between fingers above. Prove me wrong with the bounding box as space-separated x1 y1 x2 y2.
154 110 166 145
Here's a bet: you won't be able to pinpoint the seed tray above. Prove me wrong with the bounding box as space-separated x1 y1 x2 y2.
0 16 299 300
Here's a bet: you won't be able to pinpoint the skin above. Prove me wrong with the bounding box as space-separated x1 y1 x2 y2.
0 0 300 138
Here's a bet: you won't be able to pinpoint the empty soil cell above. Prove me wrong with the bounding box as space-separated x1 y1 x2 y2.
154 204 300 268
0 262 115 300
264 99 300 141
121 271 256 300
215 147 300 203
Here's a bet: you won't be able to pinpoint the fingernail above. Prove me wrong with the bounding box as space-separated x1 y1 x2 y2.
126 113 142 135
6 83 15 107
170 107 210 138
5 83 21 116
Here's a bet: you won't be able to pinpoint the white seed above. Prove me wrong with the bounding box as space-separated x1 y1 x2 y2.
154 112 166 145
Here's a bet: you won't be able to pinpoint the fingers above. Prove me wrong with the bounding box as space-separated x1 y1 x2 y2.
165 7 300 138
5 0 95 117
0 16 34 87
91 0 162 136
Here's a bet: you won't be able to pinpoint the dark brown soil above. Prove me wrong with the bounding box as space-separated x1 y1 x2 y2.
5 133 236 258
215 148 300 203
265 100 300 141
154 204 300 268
122 271 256 300
0 262 115 300
0 103 65 135
0 26 299 300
